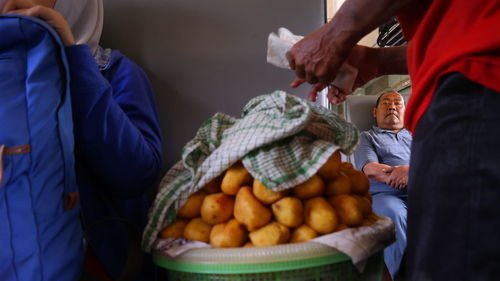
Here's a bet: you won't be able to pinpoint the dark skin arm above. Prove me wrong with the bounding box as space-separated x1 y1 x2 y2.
287 0 414 103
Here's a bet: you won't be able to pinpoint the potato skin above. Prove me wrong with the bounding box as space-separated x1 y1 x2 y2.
177 191 207 219
271 197 303 228
221 162 253 195
160 220 187 239
234 186 272 231
210 219 248 248
304 197 338 234
292 175 325 200
200 193 235 224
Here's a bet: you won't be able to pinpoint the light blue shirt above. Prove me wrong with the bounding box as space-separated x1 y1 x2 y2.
354 126 412 194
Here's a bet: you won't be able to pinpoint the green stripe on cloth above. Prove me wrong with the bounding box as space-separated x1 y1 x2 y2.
142 91 359 252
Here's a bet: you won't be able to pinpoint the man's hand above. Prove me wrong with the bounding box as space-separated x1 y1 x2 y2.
384 165 409 189
363 162 392 184
1 0 75 46
290 45 408 104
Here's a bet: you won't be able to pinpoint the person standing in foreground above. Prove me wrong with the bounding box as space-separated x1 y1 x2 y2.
354 91 410 281
287 1 500 280
2 0 163 280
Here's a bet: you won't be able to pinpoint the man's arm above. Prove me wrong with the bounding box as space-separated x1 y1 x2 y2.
362 162 392 184
287 0 414 102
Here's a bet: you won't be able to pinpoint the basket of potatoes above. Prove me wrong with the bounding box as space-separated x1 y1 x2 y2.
154 151 393 281
144 92 393 281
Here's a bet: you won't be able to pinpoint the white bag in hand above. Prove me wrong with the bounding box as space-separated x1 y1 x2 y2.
267 27 359 94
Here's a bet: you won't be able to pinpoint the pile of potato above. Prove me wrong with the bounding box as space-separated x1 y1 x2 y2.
160 151 377 248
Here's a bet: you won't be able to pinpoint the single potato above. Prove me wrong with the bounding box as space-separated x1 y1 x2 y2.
335 224 349 232
317 150 341 180
183 218 212 243
271 197 303 228
200 193 235 224
289 224 318 243
343 169 369 195
352 194 372 218
159 220 187 239
304 197 338 234
203 175 223 194
249 222 290 247
253 179 287 204
210 219 248 248
325 172 351 196
328 194 363 227
292 175 325 200
177 191 207 219
340 162 354 171
234 186 272 231
221 162 253 195
361 212 380 226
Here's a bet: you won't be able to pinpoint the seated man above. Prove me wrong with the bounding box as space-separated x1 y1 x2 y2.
354 90 411 281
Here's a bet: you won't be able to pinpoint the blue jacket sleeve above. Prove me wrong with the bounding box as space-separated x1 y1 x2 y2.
65 44 163 199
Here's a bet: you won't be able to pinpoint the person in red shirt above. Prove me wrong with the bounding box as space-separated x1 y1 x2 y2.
287 1 500 280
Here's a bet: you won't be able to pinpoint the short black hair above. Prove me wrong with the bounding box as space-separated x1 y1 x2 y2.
375 90 403 107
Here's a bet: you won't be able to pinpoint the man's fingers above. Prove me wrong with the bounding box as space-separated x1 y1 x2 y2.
1 0 33 13
286 51 296 70
9 5 46 18
306 72 318 84
307 83 326 102
295 67 306 79
290 78 305 88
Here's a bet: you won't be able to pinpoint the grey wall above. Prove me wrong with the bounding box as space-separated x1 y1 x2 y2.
102 0 325 169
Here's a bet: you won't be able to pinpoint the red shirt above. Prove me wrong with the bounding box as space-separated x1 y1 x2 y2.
397 0 500 134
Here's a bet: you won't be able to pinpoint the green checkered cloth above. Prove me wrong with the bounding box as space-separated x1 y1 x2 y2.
142 91 359 252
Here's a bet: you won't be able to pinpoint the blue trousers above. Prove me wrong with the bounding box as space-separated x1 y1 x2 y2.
372 193 407 279
406 73 500 281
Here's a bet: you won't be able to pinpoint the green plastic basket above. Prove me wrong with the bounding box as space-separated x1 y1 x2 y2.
153 242 383 281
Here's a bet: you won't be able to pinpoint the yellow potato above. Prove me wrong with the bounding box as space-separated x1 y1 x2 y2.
292 175 325 200
325 172 351 196
202 174 223 194
343 169 369 195
243 241 254 247
200 193 235 224
317 150 341 180
177 191 207 219
234 186 272 231
271 197 303 228
304 197 338 234
360 212 380 227
249 222 290 247
183 218 212 243
328 194 363 227
221 162 253 195
159 220 187 239
340 162 354 171
335 224 349 232
289 224 318 243
209 219 248 248
253 179 287 204
352 194 372 218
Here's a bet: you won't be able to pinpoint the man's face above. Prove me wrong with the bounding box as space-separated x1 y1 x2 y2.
372 92 405 131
